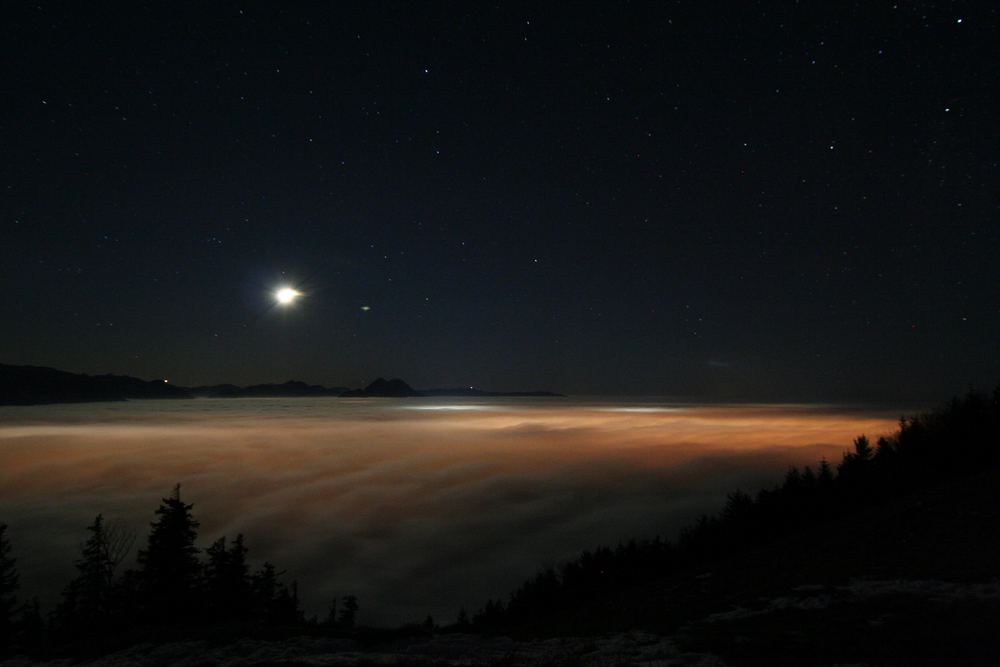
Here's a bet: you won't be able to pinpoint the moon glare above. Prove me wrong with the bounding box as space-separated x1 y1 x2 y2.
275 287 302 305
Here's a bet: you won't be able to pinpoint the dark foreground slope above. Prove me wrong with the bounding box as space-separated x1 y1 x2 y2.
0 364 192 405
672 467 1000 666
467 389 1000 665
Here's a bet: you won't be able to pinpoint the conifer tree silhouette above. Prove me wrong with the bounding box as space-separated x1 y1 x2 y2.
251 561 278 620
817 458 834 484
57 514 122 634
17 598 43 653
0 524 18 651
853 435 873 461
205 534 250 621
136 485 201 622
251 562 301 624
325 596 337 626
338 594 358 628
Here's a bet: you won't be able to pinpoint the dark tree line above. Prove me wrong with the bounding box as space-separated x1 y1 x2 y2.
1 485 360 658
468 387 1000 636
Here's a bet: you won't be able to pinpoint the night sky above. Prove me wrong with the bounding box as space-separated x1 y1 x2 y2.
3 2 997 401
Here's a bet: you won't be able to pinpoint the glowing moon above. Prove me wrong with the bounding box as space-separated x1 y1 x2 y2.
275 287 302 305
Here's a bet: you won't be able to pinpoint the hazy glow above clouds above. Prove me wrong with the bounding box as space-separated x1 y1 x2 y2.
0 398 899 624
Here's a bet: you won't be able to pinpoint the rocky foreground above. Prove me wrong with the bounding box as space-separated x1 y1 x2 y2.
0 632 723 667
4 577 999 666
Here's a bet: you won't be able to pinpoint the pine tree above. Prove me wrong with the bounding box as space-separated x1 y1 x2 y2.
204 534 250 621
204 537 229 619
0 524 18 650
455 607 470 630
874 436 895 463
75 516 118 616
273 580 302 626
205 537 228 580
251 561 279 623
721 489 753 522
17 598 43 653
325 596 338 626
853 435 874 461
57 514 119 635
338 595 358 628
801 466 817 487
817 459 834 485
136 485 201 622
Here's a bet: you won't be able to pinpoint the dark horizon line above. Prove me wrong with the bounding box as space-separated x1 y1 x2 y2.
0 360 949 410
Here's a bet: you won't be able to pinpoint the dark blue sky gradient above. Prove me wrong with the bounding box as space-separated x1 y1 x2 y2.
2 2 997 400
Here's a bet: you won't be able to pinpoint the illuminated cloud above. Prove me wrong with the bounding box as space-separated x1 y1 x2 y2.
0 400 897 624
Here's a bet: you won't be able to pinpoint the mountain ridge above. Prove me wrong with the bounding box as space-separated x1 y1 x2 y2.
0 363 192 405
0 364 562 405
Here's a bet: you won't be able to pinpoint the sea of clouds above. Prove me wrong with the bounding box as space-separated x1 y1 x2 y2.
0 397 897 625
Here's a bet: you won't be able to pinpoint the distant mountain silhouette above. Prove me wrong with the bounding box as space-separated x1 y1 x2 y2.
1 363 562 405
422 387 563 397
189 381 349 398
0 363 192 405
340 377 422 397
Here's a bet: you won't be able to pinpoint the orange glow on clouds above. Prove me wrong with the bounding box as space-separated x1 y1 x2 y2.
0 398 899 624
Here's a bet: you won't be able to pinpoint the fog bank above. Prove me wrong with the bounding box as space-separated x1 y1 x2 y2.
0 397 898 624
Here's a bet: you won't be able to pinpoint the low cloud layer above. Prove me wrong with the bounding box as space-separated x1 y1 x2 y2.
0 398 898 624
